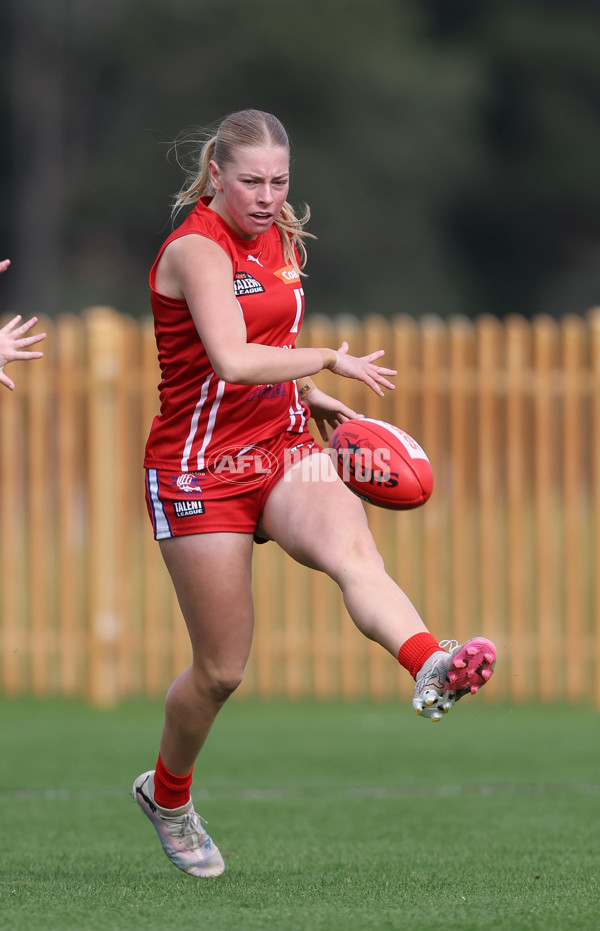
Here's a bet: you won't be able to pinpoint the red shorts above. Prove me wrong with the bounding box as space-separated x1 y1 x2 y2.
145 432 322 540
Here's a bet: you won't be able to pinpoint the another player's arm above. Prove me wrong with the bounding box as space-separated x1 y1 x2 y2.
160 235 396 393
0 315 46 391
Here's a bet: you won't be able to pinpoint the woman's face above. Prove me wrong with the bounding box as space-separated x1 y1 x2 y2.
208 145 290 240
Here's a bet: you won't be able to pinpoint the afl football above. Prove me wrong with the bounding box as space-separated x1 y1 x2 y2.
329 418 433 510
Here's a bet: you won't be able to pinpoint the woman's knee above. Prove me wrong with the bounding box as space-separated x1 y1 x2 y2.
193 659 245 704
332 525 384 577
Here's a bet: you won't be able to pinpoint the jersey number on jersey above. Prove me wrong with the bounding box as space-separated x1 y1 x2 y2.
289 288 304 334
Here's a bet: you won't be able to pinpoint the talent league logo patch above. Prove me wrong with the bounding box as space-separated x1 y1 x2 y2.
173 499 205 518
234 271 265 296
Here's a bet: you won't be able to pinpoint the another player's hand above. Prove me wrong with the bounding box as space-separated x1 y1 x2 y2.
330 341 396 397
0 315 46 390
303 385 362 442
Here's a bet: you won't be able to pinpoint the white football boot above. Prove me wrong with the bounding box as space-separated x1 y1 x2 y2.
132 770 225 877
412 638 496 721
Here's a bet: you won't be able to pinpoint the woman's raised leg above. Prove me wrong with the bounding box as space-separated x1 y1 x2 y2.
260 453 495 719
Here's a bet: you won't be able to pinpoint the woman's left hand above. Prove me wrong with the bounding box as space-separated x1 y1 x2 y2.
303 385 362 443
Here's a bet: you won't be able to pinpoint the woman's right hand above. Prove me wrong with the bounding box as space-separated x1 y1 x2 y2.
329 341 396 397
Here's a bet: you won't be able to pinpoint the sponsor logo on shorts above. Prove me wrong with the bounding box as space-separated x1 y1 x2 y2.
234 271 265 296
173 499 205 518
206 445 278 486
170 473 204 494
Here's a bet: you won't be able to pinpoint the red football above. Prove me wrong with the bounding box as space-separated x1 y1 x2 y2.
329 418 433 510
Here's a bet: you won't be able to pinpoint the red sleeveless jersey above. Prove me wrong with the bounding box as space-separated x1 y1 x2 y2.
144 198 310 472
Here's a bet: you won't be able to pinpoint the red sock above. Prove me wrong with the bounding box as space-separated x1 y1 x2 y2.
153 753 193 809
398 632 441 680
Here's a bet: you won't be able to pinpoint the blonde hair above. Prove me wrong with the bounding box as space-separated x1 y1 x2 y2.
171 109 315 276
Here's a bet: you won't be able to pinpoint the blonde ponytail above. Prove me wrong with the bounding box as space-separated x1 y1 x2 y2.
171 135 217 222
275 202 314 277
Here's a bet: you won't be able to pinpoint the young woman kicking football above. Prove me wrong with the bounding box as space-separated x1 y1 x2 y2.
133 109 496 877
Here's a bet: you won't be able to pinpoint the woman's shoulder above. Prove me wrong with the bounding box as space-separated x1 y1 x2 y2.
160 202 237 264
178 200 234 242
151 202 236 293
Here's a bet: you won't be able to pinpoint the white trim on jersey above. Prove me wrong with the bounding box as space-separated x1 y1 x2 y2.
195 378 226 470
180 375 226 472
287 380 307 432
236 443 257 458
181 374 213 472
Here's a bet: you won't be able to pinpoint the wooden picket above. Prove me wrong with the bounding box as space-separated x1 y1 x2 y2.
1 306 600 706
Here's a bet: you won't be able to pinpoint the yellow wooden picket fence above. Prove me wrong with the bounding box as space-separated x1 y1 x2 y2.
1 307 600 707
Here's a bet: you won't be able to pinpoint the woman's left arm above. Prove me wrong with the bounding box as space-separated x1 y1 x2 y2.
297 376 362 443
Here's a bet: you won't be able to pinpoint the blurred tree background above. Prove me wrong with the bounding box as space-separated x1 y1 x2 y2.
1 0 599 321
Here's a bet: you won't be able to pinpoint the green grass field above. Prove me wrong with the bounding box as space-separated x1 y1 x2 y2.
0 697 598 931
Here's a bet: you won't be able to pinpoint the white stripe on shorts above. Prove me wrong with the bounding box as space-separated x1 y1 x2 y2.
147 468 172 540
